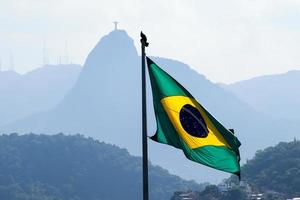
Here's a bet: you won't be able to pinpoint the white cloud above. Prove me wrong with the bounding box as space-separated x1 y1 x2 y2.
0 0 300 83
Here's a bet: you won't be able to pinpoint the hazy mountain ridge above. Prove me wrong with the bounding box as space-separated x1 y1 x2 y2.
1 29 299 182
0 133 203 200
224 70 300 121
0 64 81 127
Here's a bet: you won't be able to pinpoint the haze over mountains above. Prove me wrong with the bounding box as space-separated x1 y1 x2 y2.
1 29 299 183
0 65 81 127
224 70 300 121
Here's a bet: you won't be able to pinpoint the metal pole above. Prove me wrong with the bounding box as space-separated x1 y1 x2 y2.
140 31 149 200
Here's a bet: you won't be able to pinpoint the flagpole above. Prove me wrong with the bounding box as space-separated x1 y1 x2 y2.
140 31 149 200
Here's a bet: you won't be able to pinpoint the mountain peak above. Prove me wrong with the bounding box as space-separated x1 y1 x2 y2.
84 29 138 67
101 29 134 44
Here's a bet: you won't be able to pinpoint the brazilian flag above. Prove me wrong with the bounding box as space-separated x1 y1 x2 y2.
147 57 241 177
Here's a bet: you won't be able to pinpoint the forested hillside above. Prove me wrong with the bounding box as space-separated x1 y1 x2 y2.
171 140 300 200
0 134 203 200
242 140 300 197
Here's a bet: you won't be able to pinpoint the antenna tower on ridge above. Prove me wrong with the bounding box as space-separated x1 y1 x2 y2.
9 52 14 71
64 40 69 64
43 39 49 66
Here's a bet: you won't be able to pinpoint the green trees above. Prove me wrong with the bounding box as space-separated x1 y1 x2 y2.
171 140 300 200
221 188 247 200
242 140 300 197
199 185 222 200
0 133 203 200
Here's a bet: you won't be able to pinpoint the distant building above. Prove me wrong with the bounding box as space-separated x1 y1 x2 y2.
218 182 230 192
171 191 198 200
250 193 263 200
239 181 252 195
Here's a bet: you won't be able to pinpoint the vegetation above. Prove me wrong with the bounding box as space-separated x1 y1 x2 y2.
242 140 300 197
171 185 246 200
0 133 204 200
171 140 300 199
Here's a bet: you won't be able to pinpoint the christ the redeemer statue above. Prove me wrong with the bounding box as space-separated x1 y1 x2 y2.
113 21 119 30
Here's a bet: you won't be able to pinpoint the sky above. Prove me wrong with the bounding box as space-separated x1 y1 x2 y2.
0 0 300 83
